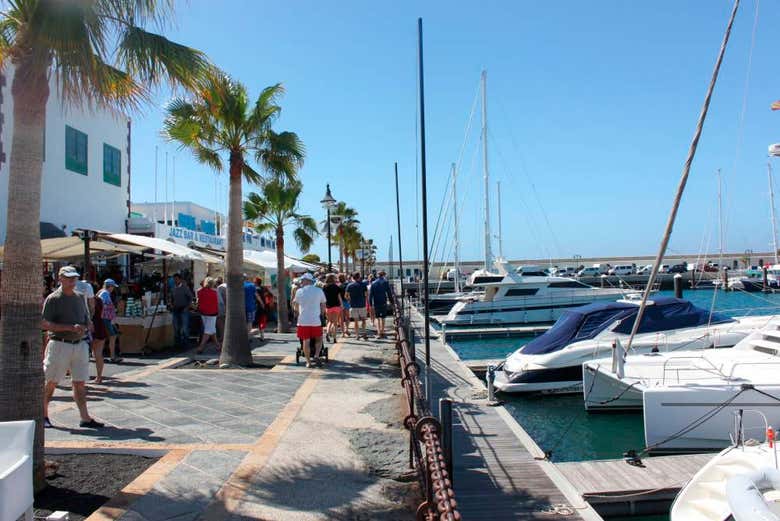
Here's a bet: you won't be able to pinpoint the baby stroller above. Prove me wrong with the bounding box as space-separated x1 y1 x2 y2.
295 337 329 365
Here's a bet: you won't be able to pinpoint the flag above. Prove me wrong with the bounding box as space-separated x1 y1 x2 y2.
772 100 780 111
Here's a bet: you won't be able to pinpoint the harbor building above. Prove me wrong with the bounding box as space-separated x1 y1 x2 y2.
0 65 131 244
129 201 276 253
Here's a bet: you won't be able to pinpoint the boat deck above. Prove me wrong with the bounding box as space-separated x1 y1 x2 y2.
439 324 551 340
555 453 715 516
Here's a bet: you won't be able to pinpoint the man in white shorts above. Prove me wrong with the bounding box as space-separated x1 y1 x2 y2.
42 266 104 429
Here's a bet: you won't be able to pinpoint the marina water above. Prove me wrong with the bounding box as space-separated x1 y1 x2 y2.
447 289 780 519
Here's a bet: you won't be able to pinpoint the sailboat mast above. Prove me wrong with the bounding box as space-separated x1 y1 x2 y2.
769 160 779 265
717 169 723 257
497 180 504 260
481 70 492 271
452 163 461 293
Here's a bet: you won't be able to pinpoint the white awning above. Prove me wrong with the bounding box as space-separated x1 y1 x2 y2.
102 233 223 264
243 249 318 271
0 236 148 261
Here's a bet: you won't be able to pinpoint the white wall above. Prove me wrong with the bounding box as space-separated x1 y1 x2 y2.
0 65 130 244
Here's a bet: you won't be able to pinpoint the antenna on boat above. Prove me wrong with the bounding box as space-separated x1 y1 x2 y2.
452 162 461 293
625 0 740 352
768 144 780 265
481 69 493 271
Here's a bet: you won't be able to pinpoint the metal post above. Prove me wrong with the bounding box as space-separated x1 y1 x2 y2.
764 265 769 292
721 268 728 292
83 235 91 283
674 273 683 298
418 18 431 368
395 162 404 308
439 398 453 486
326 207 332 272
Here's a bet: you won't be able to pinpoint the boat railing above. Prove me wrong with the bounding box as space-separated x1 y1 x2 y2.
731 409 778 468
661 356 725 385
726 360 780 380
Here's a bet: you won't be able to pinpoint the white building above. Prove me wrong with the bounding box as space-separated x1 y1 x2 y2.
129 201 275 252
0 65 131 244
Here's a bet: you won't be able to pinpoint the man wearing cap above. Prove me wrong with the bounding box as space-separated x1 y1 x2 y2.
292 273 326 367
42 266 104 429
369 270 392 339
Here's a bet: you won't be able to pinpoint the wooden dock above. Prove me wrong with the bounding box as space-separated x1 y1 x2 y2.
556 453 714 517
415 310 601 520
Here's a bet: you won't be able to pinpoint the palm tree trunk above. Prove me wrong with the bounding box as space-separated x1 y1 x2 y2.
275 224 289 332
0 58 49 491
220 151 252 366
338 234 344 272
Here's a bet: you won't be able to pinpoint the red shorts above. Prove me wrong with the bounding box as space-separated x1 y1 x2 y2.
296 325 323 340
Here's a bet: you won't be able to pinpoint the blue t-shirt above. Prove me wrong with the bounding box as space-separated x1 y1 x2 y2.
369 277 390 307
345 281 367 308
244 281 257 312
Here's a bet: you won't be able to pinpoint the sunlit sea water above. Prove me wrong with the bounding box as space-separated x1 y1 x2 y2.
446 290 780 521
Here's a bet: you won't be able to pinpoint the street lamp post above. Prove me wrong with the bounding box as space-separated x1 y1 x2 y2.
320 184 337 272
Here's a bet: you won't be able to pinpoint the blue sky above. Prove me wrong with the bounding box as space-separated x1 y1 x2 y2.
129 1 780 263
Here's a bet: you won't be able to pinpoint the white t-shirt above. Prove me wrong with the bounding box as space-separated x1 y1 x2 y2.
293 285 326 326
75 280 94 313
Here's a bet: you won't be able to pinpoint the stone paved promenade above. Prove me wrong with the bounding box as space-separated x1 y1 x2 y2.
44 328 417 520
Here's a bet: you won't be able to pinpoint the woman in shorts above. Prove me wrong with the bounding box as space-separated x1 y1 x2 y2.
322 273 343 342
196 277 221 353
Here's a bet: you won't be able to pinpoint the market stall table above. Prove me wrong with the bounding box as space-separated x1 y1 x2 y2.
114 311 173 353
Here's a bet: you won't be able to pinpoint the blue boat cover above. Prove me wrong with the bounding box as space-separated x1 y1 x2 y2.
520 297 733 355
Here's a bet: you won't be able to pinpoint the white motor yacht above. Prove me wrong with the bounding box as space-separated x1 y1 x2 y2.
441 271 628 328
671 415 780 521
493 297 760 394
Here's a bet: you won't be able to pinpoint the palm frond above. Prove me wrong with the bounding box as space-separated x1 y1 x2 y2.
117 25 208 90
293 226 316 253
242 163 262 184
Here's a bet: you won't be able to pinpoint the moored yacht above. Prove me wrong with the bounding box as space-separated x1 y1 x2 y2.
441 271 628 328
493 297 758 394
582 316 780 417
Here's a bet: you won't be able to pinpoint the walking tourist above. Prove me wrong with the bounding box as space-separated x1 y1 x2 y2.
42 266 104 429
323 273 343 342
75 277 95 316
293 273 326 368
91 283 107 383
244 274 257 334
254 277 267 340
196 277 221 353
170 273 194 348
346 272 369 340
216 277 226 342
338 273 350 337
369 270 392 338
96 279 122 362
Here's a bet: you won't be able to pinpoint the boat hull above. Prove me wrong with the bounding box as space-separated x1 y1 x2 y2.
644 385 780 453
582 362 645 411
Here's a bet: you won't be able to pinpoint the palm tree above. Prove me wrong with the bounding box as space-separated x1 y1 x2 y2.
328 202 358 272
0 1 209 489
163 74 304 365
342 226 363 274
244 180 318 332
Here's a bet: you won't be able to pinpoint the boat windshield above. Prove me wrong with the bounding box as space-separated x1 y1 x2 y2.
519 298 733 355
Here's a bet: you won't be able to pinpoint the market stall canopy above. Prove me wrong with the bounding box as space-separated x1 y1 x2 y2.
102 233 223 264
0 236 147 261
243 249 318 271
